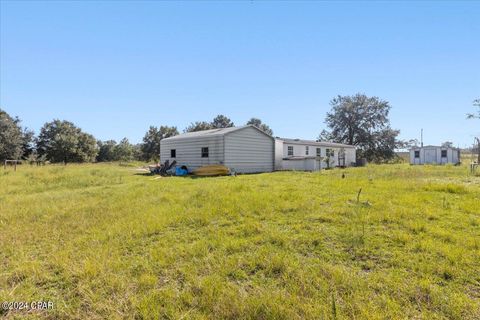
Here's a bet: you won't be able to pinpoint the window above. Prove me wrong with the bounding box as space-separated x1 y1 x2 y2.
326 148 334 157
287 146 294 156
316 148 321 157
170 149 176 158
441 150 447 158
414 151 420 158
305 146 309 155
201 147 209 158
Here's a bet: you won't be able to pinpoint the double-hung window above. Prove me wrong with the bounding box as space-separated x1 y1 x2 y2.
287 146 294 156
201 147 209 158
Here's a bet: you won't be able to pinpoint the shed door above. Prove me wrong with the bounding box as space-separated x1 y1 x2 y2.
413 151 421 165
424 149 437 164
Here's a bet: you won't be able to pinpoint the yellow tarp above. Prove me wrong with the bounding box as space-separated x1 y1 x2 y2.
193 164 230 176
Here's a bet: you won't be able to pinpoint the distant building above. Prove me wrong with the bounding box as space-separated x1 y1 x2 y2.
409 146 460 165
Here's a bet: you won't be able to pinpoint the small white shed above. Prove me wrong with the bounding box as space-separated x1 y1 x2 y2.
160 125 274 173
410 146 460 165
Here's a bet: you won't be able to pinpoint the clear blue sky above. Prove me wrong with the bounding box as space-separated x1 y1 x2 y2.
1 1 479 147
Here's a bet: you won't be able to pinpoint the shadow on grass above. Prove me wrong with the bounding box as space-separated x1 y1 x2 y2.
133 172 154 176
133 172 236 179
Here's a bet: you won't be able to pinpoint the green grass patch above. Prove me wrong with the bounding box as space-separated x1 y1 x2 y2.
0 163 479 319
424 183 469 194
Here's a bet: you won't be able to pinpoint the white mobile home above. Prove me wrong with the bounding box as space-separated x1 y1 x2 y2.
160 125 274 173
409 146 460 165
275 138 356 171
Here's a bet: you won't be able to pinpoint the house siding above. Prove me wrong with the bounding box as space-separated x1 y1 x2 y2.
281 158 322 171
344 148 356 166
224 126 274 173
278 141 356 169
160 136 224 171
274 139 284 170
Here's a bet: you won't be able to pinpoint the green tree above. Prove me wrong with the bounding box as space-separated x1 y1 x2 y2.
184 121 213 133
0 109 24 161
97 140 117 162
403 139 420 149
467 99 480 119
36 120 98 164
132 143 143 161
319 93 402 162
77 132 98 162
211 114 234 129
21 128 35 159
246 118 273 136
113 138 134 162
141 126 178 161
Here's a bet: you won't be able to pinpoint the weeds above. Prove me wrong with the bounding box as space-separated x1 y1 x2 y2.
0 163 479 319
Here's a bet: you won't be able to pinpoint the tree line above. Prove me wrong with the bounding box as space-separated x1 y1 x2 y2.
0 110 273 164
2 94 478 164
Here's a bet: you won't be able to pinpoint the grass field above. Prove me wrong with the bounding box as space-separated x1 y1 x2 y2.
1 163 479 319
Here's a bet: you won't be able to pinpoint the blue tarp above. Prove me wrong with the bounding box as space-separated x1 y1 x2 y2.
175 167 188 176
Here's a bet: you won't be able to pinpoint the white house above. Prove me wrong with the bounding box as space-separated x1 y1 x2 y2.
275 138 356 171
409 146 460 165
160 125 275 173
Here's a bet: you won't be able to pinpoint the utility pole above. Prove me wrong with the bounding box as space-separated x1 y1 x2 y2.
476 137 480 164
421 128 424 148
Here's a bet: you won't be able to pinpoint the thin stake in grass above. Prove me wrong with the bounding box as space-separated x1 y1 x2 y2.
357 188 362 203
354 187 369 245
331 292 337 320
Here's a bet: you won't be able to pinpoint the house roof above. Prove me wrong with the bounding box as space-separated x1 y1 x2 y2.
277 138 355 149
410 145 459 150
162 125 272 141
